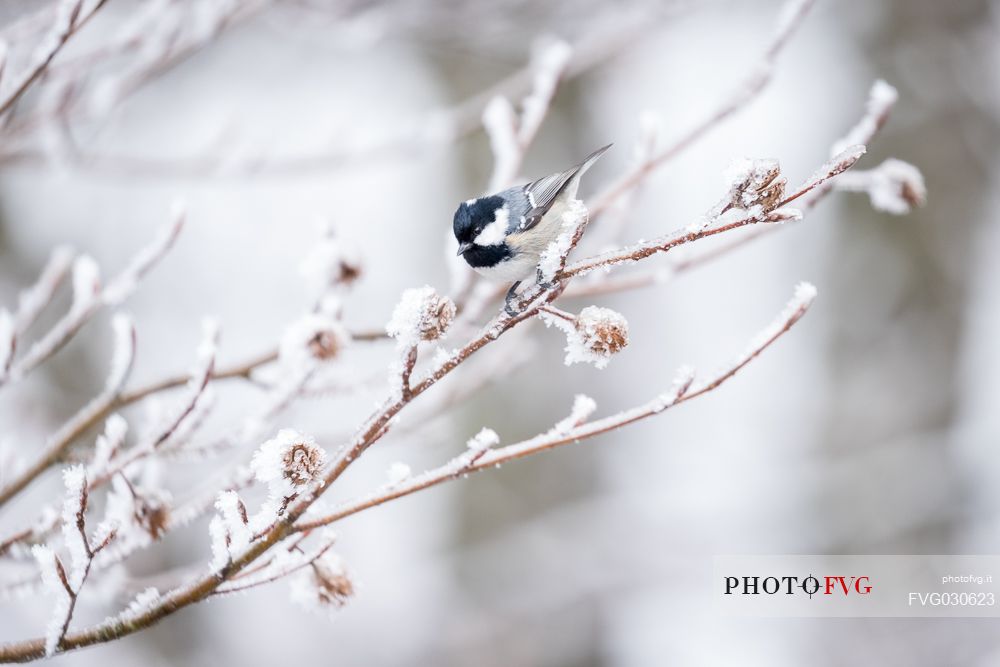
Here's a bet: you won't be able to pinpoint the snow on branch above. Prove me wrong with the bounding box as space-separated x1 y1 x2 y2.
558 146 865 281
294 282 815 534
0 0 108 118
539 305 630 369
2 205 183 387
832 158 927 214
0 315 136 508
12 245 74 337
484 38 573 191
32 465 116 657
590 0 818 217
0 3 928 662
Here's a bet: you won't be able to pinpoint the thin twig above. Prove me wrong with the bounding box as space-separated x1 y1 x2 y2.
0 0 108 118
295 284 814 533
588 0 817 218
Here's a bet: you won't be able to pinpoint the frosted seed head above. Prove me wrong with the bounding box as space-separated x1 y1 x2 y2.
290 551 354 615
280 314 350 367
723 158 785 213
575 306 629 358
252 429 327 496
386 286 455 347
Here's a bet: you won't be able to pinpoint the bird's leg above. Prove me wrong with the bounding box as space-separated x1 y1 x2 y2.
504 281 522 317
535 266 553 291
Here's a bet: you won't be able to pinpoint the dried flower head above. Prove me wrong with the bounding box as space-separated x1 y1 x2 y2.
722 157 787 213
290 551 354 616
866 158 927 214
133 494 170 540
421 293 457 341
539 305 630 369
252 429 327 497
104 475 172 545
576 306 629 358
299 234 363 293
313 560 354 608
282 443 324 486
386 286 456 347
279 314 350 368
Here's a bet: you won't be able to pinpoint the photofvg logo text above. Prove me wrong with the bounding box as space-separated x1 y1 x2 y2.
713 555 1000 617
724 574 871 598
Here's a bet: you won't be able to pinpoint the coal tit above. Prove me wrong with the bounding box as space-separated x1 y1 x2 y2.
454 144 611 313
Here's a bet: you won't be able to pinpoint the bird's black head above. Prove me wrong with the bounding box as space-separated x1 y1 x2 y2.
453 195 506 248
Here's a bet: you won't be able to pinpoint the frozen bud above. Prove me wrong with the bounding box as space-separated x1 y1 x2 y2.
420 294 456 341
834 158 926 215
104 476 171 543
540 306 630 369
133 493 170 540
866 159 926 214
386 286 455 347
299 234 363 293
252 429 327 496
575 306 629 359
279 314 350 367
721 158 786 213
290 552 354 615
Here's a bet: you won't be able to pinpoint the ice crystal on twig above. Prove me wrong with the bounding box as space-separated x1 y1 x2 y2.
88 415 128 478
215 490 252 554
70 256 100 314
520 39 572 143
538 199 588 283
553 395 597 434
386 462 412 485
31 544 69 657
466 427 500 452
832 80 897 156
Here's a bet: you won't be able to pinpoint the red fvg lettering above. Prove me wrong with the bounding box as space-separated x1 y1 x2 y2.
824 576 872 595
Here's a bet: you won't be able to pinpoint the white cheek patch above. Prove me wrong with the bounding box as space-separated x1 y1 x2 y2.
473 207 510 246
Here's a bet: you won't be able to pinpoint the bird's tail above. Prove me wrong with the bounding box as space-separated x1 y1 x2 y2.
574 143 612 176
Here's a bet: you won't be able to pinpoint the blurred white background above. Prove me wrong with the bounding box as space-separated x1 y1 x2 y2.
1 0 998 665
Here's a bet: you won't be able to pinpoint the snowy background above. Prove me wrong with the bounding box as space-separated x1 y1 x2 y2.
1 0 999 665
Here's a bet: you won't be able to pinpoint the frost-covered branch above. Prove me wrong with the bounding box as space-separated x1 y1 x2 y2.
0 136 847 659
558 145 865 281
0 8 633 179
832 158 926 214
1 205 183 388
662 78 920 276
0 0 108 118
32 466 116 657
484 38 572 191
294 282 815 533
0 315 136 508
589 0 817 217
0 2 929 661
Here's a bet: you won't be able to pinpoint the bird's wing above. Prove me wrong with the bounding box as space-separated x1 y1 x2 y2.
520 144 611 232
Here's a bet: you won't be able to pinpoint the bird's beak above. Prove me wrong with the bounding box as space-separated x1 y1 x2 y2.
456 242 472 256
